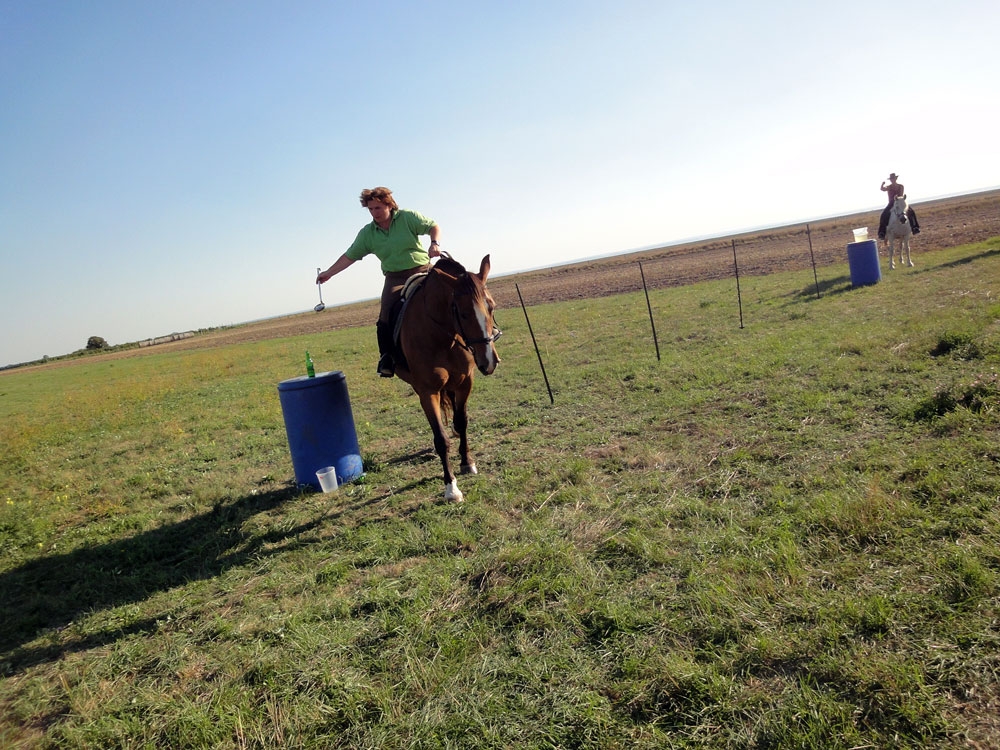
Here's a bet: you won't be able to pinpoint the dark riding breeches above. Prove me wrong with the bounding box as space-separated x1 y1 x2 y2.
375 264 432 373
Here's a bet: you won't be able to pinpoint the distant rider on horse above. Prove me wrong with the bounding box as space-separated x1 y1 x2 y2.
878 173 920 240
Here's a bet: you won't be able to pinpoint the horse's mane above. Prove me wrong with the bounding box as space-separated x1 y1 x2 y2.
433 256 468 279
433 256 485 300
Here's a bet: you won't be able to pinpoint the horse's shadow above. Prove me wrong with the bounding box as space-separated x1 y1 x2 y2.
932 246 1000 269
1 462 456 675
786 246 1000 304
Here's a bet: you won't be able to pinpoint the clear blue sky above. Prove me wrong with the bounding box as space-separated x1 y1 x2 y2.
3 0 998 367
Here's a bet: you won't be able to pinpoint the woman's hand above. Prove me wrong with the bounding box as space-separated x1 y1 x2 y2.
317 254 356 284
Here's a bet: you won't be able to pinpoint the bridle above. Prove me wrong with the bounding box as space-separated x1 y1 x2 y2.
891 196 908 220
422 253 502 352
451 292 502 352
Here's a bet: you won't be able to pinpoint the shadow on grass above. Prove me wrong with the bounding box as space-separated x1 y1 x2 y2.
930 245 1000 269
786 273 853 302
1 464 454 674
386 447 436 466
0 486 304 674
798 246 1000 301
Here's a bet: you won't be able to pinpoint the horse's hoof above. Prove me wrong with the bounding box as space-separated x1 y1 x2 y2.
460 463 478 475
445 480 464 503
908 261 914 267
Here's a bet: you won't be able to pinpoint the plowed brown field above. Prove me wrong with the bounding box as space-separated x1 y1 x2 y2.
21 189 1000 366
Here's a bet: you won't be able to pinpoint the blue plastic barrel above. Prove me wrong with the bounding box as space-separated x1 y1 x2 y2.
277 370 363 489
847 239 881 287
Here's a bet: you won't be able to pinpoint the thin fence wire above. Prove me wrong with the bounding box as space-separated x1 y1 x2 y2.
488 218 860 313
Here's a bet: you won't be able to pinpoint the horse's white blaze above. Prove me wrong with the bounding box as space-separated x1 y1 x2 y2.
474 306 498 373
474 307 489 336
445 480 464 503
476 310 497 372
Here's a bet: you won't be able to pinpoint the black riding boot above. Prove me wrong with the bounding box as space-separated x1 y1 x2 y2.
376 321 394 378
878 206 890 240
908 207 920 234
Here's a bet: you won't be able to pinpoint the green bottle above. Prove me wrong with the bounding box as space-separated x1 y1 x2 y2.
305 351 315 378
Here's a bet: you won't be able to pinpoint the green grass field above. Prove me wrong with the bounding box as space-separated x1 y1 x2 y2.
2 241 999 748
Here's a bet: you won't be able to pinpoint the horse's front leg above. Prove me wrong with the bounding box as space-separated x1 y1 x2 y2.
905 239 913 267
888 240 896 270
450 388 477 476
418 391 463 502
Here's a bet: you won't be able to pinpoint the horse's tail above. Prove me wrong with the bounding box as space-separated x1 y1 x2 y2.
441 390 455 432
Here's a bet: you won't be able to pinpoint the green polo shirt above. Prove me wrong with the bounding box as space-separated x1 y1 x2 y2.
345 208 437 274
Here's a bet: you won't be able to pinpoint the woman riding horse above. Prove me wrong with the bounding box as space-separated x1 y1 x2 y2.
878 173 920 240
317 187 442 378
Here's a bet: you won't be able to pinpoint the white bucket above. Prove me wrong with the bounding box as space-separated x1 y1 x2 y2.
852 227 868 242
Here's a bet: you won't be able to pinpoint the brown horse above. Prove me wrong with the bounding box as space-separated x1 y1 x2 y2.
394 254 500 502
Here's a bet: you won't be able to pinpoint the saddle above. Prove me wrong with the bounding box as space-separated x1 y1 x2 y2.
384 272 430 372
392 272 429 343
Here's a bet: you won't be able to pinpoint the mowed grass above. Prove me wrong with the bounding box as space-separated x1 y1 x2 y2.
2 240 999 748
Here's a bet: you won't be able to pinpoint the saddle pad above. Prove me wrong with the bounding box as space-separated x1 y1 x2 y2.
401 272 428 301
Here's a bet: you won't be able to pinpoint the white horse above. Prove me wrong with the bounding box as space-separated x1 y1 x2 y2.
884 195 913 269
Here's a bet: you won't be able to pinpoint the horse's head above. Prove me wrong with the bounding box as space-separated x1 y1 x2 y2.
437 255 500 375
884 195 912 245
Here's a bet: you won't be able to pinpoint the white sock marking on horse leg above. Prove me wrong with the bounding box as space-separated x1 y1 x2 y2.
445 480 464 503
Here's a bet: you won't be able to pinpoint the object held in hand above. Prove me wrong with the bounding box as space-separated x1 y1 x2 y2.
314 266 326 312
